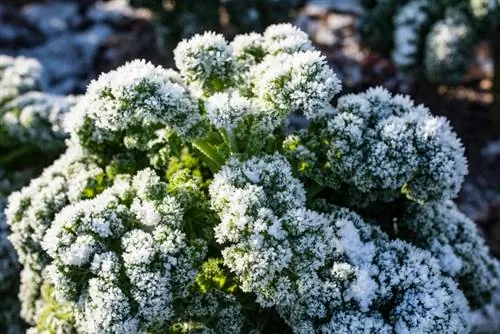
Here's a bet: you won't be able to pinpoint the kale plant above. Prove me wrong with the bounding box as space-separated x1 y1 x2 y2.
0 55 78 166
5 24 499 333
360 0 482 85
0 54 82 334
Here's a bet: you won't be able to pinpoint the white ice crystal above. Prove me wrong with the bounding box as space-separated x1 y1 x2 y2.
251 50 341 121
400 201 500 308
43 168 205 333
285 86 467 205
205 90 255 132
262 23 313 55
211 153 470 333
230 32 265 69
174 32 235 93
0 55 44 104
81 59 202 142
5 145 104 324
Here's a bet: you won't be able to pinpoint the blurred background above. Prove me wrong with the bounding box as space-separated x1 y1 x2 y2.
1 0 500 329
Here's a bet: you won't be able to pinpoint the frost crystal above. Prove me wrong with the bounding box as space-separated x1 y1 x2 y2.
262 23 313 55
400 201 500 309
0 55 44 104
4 23 493 334
43 169 205 333
230 32 265 70
211 154 470 333
174 32 235 93
285 87 467 205
251 51 341 120
77 59 202 149
5 145 105 324
206 90 254 132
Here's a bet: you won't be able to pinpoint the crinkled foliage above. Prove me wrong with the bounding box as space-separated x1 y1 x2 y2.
0 57 82 334
360 0 488 84
284 87 467 206
0 55 73 152
4 23 499 334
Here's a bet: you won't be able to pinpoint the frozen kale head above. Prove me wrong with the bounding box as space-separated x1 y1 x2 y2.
361 0 489 84
0 54 76 186
0 55 45 105
43 169 206 333
1 92 78 151
210 153 470 333
284 87 467 206
424 15 475 84
4 23 497 333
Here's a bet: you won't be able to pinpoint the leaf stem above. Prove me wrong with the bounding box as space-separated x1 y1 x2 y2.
0 144 37 167
220 130 238 154
193 140 225 172
307 181 324 199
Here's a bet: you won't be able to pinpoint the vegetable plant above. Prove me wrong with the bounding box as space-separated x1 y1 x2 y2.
5 23 499 333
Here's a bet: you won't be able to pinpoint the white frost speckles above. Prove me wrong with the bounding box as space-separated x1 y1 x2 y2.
211 154 469 333
205 91 254 131
176 290 245 334
251 51 341 121
174 32 235 92
61 235 97 266
400 201 500 308
4 147 103 324
286 86 467 205
78 278 139 334
230 32 265 69
6 145 102 269
262 23 313 55
80 59 202 142
42 168 205 333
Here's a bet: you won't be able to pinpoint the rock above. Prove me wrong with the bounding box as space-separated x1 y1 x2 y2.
87 0 135 24
22 2 80 37
307 0 363 15
25 24 112 94
0 5 43 48
0 0 164 95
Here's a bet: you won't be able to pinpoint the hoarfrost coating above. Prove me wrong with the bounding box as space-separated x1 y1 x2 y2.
4 23 498 333
210 154 470 333
284 87 467 205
